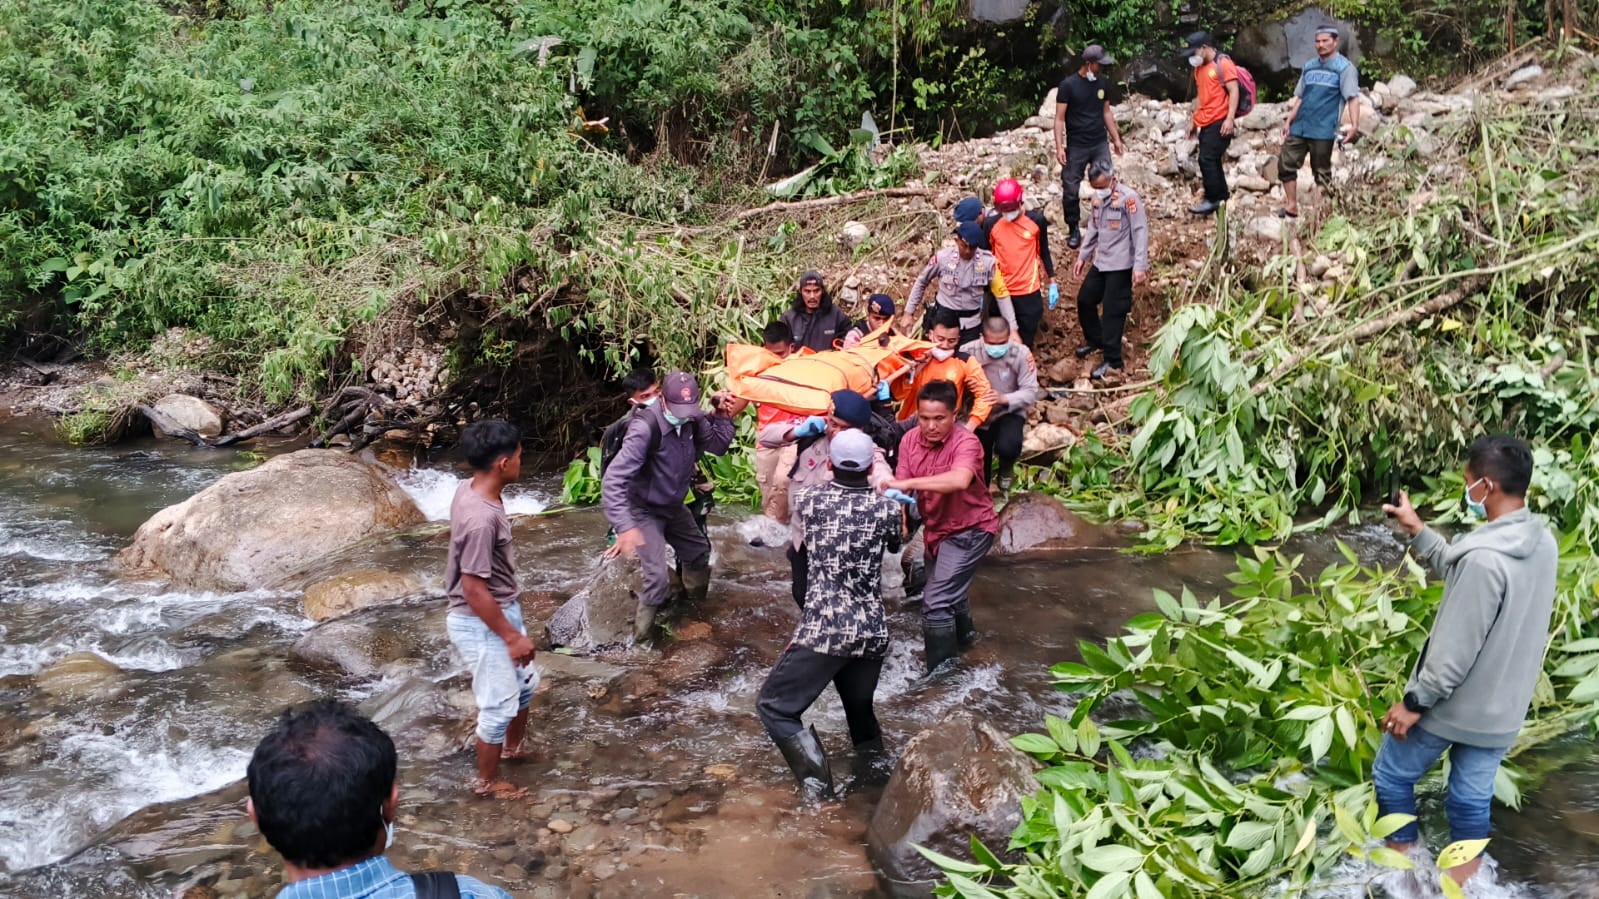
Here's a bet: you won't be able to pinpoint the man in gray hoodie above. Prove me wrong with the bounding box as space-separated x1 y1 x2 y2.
1375 435 1557 887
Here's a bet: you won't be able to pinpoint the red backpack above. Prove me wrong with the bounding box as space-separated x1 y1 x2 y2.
1216 54 1257 117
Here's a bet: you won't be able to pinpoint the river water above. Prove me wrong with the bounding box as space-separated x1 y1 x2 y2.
0 419 1593 898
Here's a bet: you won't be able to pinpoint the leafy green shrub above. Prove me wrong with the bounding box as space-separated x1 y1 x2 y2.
929 539 1599 897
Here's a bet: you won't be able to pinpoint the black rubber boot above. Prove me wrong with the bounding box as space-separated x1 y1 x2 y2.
1066 225 1082 249
632 603 658 645
681 559 710 605
852 737 891 785
774 725 834 800
903 553 927 598
922 621 959 675
955 609 978 652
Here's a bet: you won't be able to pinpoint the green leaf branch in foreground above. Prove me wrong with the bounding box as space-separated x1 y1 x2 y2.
928 536 1599 897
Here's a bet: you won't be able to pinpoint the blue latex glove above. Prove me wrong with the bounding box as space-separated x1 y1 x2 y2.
883 488 917 505
875 380 891 402
794 415 828 438
1048 282 1060 310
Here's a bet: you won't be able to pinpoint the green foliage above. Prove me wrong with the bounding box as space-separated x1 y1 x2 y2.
1028 76 1599 553
929 541 1599 897
4 0 1031 407
934 69 1599 899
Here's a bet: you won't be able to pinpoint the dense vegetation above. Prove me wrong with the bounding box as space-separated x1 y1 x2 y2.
0 0 1067 413
923 54 1599 899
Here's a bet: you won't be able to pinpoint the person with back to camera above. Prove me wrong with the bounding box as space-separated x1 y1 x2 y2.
247 700 514 898
444 420 537 800
755 429 905 800
1375 436 1558 888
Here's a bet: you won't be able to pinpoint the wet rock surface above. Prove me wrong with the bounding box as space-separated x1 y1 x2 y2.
546 556 643 651
117 449 426 590
301 567 430 621
865 712 1037 898
992 491 1105 555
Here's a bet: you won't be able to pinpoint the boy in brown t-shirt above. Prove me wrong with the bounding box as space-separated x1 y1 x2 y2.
444 420 536 798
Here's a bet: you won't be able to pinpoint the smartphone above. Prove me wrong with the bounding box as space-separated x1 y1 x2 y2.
1386 468 1402 509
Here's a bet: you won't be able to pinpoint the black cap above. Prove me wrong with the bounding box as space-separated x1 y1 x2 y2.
1082 44 1117 66
1184 31 1215 51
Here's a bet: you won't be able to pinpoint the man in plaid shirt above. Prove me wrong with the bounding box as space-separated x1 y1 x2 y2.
756 429 905 799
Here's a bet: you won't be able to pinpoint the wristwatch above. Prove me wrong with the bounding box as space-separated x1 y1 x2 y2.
1402 691 1430 714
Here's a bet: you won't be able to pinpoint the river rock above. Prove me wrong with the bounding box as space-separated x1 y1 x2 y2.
118 450 425 591
1236 175 1272 193
992 492 1097 555
866 712 1036 898
152 394 225 438
1387 74 1418 100
302 568 428 621
36 652 125 701
1037 88 1056 119
546 557 642 651
293 603 445 678
840 221 871 248
1247 215 1285 242
1232 7 1364 95
1504 64 1542 90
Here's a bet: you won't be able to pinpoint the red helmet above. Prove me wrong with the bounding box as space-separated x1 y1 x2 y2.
992 178 1024 211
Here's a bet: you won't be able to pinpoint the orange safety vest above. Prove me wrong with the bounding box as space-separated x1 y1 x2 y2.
988 214 1045 295
892 353 995 426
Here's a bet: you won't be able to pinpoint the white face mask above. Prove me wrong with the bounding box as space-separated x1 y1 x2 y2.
930 347 954 361
382 807 396 850
1189 54 1204 68
1084 71 1097 82
1003 209 1022 222
1093 186 1113 200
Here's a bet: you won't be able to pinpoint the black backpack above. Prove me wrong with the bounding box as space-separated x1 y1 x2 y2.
411 872 462 899
598 407 663 476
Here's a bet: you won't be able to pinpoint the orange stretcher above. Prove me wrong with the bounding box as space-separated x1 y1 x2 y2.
726 324 930 416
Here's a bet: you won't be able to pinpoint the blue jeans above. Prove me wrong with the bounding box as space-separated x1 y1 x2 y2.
1371 725 1509 844
446 602 534 744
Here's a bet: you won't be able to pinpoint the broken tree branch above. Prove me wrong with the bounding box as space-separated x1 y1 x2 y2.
212 405 313 447
1250 276 1489 395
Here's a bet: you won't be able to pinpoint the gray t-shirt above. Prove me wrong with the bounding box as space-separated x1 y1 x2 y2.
445 481 519 612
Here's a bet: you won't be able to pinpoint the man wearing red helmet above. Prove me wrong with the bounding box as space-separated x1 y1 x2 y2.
983 178 1055 349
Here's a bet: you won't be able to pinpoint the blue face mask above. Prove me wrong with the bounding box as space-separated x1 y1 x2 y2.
634 396 658 408
984 344 1009 359
663 410 686 428
1463 477 1490 520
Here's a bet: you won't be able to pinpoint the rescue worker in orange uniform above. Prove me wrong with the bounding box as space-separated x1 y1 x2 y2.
891 309 996 428
982 178 1056 349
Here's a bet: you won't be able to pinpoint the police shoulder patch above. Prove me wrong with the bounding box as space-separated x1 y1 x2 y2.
1125 198 1138 214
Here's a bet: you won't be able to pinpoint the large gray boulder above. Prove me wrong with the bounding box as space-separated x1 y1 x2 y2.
867 712 1038 898
152 394 225 438
546 556 644 651
1234 7 1365 95
118 450 425 591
